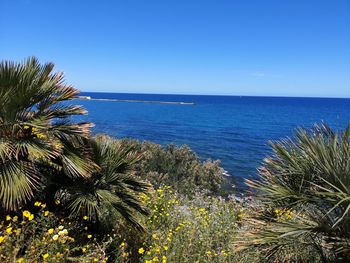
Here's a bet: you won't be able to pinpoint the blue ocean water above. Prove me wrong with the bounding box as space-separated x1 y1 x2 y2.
77 92 350 185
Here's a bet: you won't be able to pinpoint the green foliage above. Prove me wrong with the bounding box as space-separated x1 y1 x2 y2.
57 135 151 231
0 57 151 233
0 57 93 210
239 124 350 262
122 140 224 195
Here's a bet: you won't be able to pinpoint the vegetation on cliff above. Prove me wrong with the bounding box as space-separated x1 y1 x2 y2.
1 58 349 262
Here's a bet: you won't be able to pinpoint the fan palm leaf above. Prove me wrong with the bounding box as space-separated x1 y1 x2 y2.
238 124 350 262
0 57 93 210
59 135 151 230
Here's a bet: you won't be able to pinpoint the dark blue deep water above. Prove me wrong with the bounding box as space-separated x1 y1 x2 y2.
77 92 350 185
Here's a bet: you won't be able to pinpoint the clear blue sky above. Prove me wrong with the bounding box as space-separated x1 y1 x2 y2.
1 0 349 97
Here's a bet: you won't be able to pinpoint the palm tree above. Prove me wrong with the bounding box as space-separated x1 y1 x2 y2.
57 135 151 231
237 124 350 262
0 57 93 210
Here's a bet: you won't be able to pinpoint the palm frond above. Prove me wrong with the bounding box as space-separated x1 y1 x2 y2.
0 57 93 210
240 124 350 261
60 135 150 231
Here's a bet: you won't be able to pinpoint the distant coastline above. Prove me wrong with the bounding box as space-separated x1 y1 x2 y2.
76 95 195 105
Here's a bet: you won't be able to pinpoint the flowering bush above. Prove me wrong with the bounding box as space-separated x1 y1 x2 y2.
115 186 245 262
0 202 110 263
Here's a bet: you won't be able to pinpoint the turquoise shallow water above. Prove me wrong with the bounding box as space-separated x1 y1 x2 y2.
76 92 350 185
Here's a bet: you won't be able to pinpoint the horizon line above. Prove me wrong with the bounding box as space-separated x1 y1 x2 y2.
79 90 350 100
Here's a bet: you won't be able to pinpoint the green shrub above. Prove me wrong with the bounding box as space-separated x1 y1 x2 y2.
237 124 350 262
56 135 151 231
120 140 224 195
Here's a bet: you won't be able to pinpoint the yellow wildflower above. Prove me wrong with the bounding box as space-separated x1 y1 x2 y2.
6 227 12 233
6 215 11 221
17 258 24 263
152 256 159 262
0 236 5 243
83 216 89 220
162 256 167 263
34 201 42 207
47 228 54 234
87 234 92 239
44 211 49 217
138 247 145 254
120 242 125 247
52 235 59 241
82 248 86 252
36 133 47 139
54 143 63 150
22 210 34 220
163 246 168 251
13 216 18 222
58 225 64 230
42 253 49 260
22 210 31 218
55 199 60 205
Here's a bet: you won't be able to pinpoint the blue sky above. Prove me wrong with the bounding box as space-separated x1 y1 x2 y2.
1 0 349 97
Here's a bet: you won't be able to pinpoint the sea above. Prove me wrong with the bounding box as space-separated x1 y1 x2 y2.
76 92 350 186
